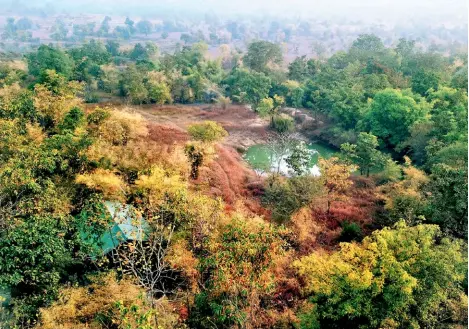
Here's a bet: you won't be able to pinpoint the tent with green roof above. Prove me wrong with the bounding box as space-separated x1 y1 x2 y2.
80 201 151 255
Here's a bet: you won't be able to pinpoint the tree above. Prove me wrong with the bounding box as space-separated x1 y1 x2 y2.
136 20 153 36
130 43 149 61
451 65 468 90
34 69 83 126
256 97 274 119
411 69 440 96
256 94 285 127
243 40 283 73
112 222 177 298
187 121 228 143
69 39 111 65
0 217 75 322
105 39 120 56
185 121 227 179
146 71 172 105
15 17 33 31
427 86 468 143
263 175 324 222
377 157 429 226
119 65 148 104
285 141 311 176
2 17 16 40
349 34 399 70
180 33 191 44
350 34 385 53
281 80 305 108
26 45 74 79
190 217 286 327
319 157 357 213
223 68 271 105
34 273 181 329
50 19 68 41
98 16 111 36
294 222 468 329
340 132 386 176
364 89 429 149
125 17 136 34
287 56 318 82
427 142 468 238
395 38 416 59
272 114 294 133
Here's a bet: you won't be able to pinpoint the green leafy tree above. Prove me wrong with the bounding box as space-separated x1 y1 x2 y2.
223 68 272 105
256 94 285 127
50 19 68 41
119 65 148 104
411 69 440 96
427 142 468 238
2 17 16 40
27 45 74 80
243 40 283 73
285 141 312 176
340 132 386 176
124 17 136 34
263 175 324 223
451 65 468 90
146 72 171 105
97 16 111 36
16 17 33 31
136 20 153 36
364 88 429 149
0 217 75 322
105 39 120 56
287 56 318 82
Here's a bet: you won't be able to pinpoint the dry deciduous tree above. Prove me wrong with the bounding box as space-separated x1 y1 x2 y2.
319 157 357 213
111 221 178 302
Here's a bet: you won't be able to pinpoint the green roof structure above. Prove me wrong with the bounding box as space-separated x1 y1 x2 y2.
81 201 151 255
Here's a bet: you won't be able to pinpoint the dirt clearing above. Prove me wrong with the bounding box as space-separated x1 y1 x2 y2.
129 104 269 149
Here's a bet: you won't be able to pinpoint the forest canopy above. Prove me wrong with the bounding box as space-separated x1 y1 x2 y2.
0 11 466 329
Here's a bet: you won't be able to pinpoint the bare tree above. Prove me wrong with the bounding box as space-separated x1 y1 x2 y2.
111 221 178 304
266 132 301 175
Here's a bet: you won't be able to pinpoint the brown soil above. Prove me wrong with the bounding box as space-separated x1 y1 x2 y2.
131 103 269 149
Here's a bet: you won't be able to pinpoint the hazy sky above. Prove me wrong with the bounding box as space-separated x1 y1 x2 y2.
2 0 468 22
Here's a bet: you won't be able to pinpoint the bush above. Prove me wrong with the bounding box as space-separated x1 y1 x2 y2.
84 91 99 103
272 114 294 133
262 175 324 223
338 221 363 242
187 121 228 142
216 95 232 109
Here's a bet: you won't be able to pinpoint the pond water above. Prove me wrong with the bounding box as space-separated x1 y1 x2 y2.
243 142 337 176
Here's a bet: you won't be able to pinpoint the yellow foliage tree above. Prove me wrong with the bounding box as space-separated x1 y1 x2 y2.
97 109 149 146
184 121 227 179
318 157 357 213
35 272 182 329
135 166 187 214
76 169 126 201
33 71 83 126
293 222 467 328
378 156 429 224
